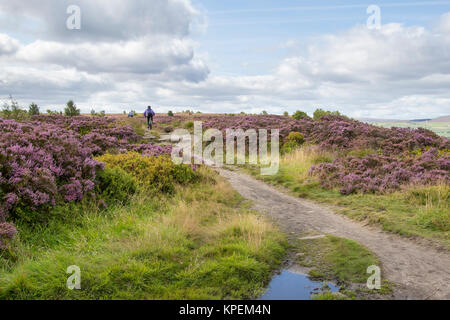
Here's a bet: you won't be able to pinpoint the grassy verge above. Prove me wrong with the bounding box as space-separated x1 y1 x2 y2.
296 235 380 283
244 146 450 248
296 235 393 300
0 168 287 300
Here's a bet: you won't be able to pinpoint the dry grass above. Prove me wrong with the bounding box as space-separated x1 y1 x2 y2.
0 167 288 299
279 146 336 184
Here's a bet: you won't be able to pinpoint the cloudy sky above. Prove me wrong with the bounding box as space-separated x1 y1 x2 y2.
1 0 450 119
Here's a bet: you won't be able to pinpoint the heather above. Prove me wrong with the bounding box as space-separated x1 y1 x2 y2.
311 148 450 195
245 147 450 245
199 114 448 153
197 114 449 194
305 116 449 195
0 168 287 299
0 115 172 248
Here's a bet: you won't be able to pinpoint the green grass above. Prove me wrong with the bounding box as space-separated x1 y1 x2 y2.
244 147 450 248
311 292 352 300
295 235 393 299
0 169 287 300
371 121 450 138
295 235 380 283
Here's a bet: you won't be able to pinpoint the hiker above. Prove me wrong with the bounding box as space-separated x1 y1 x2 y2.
128 111 134 118
144 106 155 130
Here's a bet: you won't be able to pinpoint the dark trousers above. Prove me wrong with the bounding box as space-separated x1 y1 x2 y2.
147 116 153 129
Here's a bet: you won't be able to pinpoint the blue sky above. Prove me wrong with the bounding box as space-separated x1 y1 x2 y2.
1 0 450 118
195 0 450 75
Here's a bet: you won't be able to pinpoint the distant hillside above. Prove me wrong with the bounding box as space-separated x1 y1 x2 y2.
358 115 450 123
358 118 402 123
429 115 450 122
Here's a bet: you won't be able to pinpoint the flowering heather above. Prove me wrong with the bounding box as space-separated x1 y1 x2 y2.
202 115 308 141
130 144 173 157
0 115 171 247
0 118 104 213
310 148 450 195
200 114 449 153
304 115 449 154
0 222 17 249
199 114 449 194
32 114 140 142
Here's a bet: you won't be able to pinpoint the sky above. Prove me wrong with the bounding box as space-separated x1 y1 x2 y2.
1 0 450 119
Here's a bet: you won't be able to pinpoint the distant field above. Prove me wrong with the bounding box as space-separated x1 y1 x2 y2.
370 121 450 138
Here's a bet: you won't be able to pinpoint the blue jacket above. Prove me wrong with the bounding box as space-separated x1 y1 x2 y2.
144 109 155 117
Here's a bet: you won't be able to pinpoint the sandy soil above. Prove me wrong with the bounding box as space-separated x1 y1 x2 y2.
217 168 450 300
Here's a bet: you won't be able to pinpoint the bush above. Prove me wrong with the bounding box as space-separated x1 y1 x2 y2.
184 121 194 129
292 110 310 120
96 167 138 205
313 108 343 121
96 152 199 194
64 100 80 117
282 132 305 154
286 132 305 144
1 96 28 121
28 103 40 116
168 111 174 117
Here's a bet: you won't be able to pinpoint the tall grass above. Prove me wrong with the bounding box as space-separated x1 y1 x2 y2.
408 184 449 232
0 168 287 300
280 146 336 183
245 145 450 248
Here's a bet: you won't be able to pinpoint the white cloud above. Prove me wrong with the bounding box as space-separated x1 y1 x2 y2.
14 37 206 77
0 0 202 41
0 34 20 55
0 3 449 119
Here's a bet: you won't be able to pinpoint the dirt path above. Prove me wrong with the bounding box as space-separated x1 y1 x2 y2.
217 168 450 300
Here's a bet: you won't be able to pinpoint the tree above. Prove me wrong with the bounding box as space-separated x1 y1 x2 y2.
28 102 40 116
47 109 59 115
313 108 343 121
91 109 96 116
168 110 174 117
64 100 80 117
261 110 268 115
2 95 28 120
283 111 289 117
292 110 310 120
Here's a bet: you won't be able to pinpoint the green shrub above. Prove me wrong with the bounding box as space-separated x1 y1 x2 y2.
282 132 305 154
1 96 29 121
96 167 138 204
287 132 305 144
292 110 310 120
313 108 343 121
184 121 194 129
96 152 199 194
28 103 40 116
168 111 174 117
64 100 80 117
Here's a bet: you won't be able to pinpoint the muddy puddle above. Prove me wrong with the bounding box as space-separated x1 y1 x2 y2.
260 267 340 300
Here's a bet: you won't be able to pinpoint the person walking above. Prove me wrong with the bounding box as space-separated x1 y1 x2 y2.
144 106 155 130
